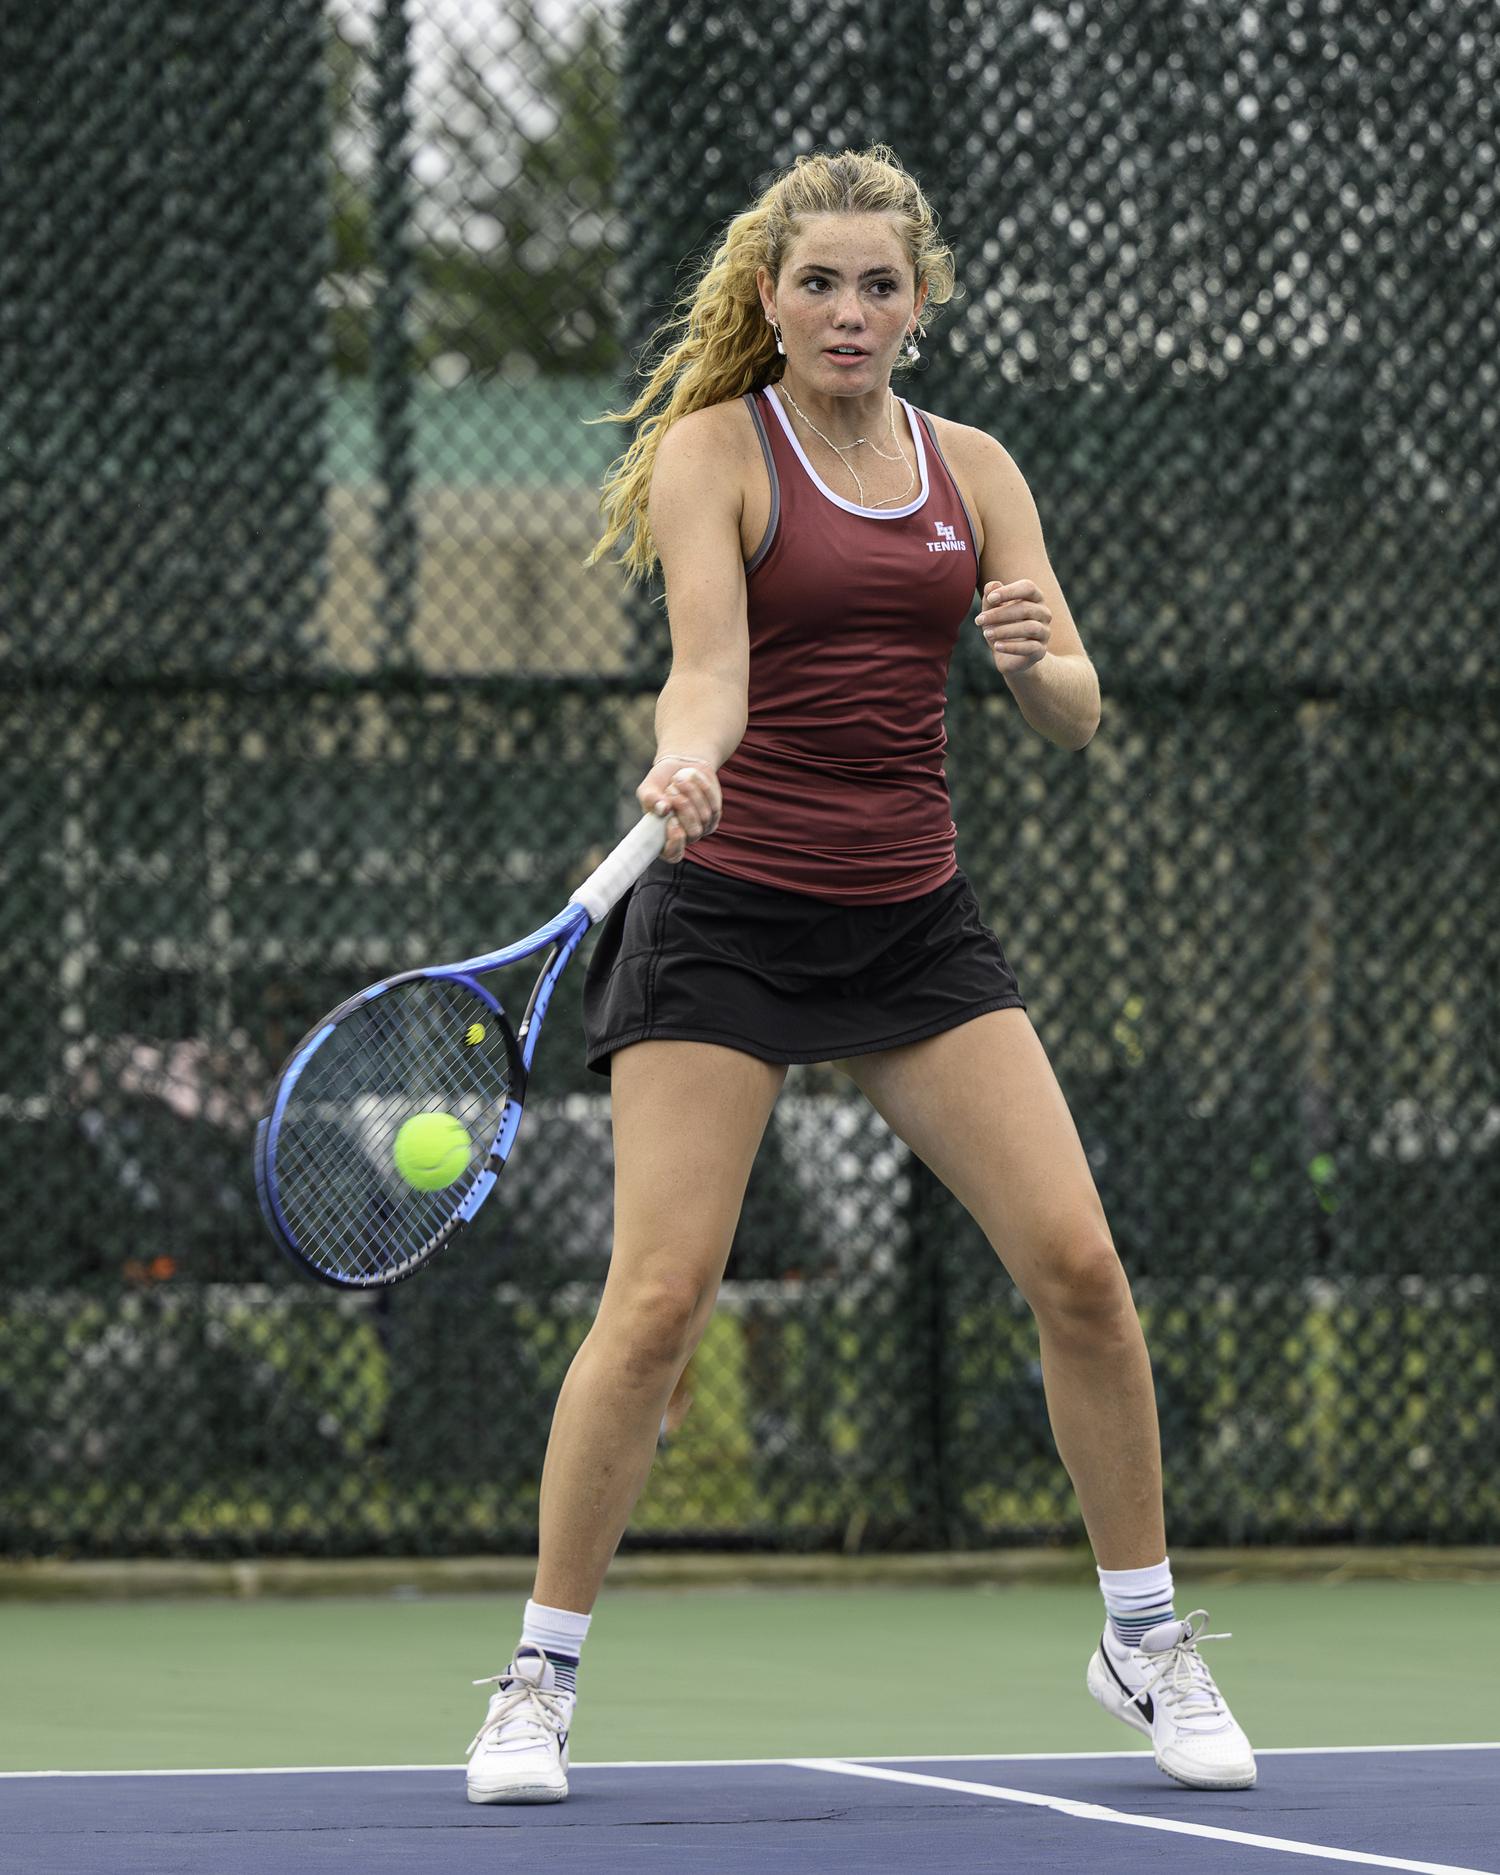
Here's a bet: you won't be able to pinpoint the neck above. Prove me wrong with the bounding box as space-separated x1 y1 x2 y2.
774 368 898 443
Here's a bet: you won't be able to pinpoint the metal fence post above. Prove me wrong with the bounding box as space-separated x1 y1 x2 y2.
370 0 419 666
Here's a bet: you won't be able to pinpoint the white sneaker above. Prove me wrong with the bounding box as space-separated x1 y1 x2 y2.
466 1645 574 1804
1087 1609 1257 1790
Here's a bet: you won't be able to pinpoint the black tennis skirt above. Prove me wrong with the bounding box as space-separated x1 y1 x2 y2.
581 857 1025 1076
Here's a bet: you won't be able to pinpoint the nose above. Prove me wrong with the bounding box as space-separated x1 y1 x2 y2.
831 286 865 327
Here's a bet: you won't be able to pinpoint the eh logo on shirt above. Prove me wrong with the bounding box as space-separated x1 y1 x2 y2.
926 521 968 553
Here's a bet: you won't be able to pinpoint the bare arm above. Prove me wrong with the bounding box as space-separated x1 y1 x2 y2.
935 421 1100 750
634 405 757 860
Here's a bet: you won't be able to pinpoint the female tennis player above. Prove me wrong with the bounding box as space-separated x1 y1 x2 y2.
465 147 1255 1803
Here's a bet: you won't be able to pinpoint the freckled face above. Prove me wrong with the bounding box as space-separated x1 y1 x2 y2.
758 213 926 397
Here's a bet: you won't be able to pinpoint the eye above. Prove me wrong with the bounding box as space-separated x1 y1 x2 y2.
802 274 830 293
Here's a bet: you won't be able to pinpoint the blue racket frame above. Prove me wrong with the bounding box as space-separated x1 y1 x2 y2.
254 811 667 1289
254 902 590 1288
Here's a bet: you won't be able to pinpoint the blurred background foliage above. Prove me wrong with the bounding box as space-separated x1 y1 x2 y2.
325 0 621 382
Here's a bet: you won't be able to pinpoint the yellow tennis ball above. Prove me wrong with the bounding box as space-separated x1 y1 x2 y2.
392 1111 472 1191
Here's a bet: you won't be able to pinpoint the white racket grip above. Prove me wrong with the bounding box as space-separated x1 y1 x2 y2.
568 812 669 924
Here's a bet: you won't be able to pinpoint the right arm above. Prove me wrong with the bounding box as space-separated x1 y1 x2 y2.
634 404 757 861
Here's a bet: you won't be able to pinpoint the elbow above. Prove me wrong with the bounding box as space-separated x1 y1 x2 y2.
1068 708 1101 751
1071 678 1102 749
1053 696 1100 751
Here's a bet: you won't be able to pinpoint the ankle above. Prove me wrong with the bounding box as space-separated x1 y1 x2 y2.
1098 1557 1175 1652
519 1598 591 1696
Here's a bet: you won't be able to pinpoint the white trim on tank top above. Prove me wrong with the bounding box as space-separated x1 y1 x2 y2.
762 386 931 520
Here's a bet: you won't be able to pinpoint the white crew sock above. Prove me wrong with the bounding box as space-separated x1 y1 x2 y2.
1097 1558 1175 1652
518 1598 591 1694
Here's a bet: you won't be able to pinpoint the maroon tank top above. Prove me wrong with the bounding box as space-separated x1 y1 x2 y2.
684 384 980 903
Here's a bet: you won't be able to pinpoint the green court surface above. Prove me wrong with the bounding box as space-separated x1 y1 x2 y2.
2 1580 1494 1773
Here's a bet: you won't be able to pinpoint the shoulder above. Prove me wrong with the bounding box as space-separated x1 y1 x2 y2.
651 395 764 484
920 411 1033 503
649 395 769 557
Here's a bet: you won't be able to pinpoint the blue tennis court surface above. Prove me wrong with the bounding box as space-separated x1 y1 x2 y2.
4 1746 1496 1873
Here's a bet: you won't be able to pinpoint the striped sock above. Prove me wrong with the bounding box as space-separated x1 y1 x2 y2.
539 1650 578 1694
1097 1558 1175 1651
519 1597 591 1696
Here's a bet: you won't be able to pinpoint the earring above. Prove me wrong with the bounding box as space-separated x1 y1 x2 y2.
771 319 785 356
904 331 921 363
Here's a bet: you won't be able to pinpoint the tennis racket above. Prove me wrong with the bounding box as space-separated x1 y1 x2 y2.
254 812 667 1289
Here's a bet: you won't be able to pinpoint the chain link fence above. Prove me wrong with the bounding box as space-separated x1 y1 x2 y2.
0 0 1495 1558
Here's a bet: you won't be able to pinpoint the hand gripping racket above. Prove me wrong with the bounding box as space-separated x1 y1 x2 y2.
254 813 666 1289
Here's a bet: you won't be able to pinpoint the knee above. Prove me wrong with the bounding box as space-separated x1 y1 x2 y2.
1026 1230 1136 1348
595 1272 707 1382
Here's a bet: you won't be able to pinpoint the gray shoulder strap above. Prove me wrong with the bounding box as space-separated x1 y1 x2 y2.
742 390 781 573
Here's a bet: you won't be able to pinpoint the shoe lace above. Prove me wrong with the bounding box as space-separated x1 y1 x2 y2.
466 1672 569 1757
1134 1609 1233 1727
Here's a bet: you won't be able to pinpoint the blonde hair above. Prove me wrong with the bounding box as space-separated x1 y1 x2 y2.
591 145 955 579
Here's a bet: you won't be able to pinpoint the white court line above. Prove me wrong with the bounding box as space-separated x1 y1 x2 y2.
0 1759 793 1779
789 1758 1497 1875
1 1743 1496 1778
577 1743 1500 1769
1244 1744 1500 1757
845 1744 1500 1765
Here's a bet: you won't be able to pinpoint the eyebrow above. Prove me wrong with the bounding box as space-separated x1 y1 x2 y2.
792 262 901 282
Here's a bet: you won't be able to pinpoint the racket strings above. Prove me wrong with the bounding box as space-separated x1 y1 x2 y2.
273 979 514 1281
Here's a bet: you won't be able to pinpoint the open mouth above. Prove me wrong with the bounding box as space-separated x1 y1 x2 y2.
825 345 869 360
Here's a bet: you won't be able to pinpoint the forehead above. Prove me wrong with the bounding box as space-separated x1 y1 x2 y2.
781 212 912 276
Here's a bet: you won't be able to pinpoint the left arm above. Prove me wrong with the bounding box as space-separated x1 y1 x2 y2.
932 420 1100 750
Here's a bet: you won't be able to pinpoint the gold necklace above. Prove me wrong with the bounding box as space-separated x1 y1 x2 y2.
777 387 916 509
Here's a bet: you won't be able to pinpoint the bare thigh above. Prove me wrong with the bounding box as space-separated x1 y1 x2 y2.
839 1007 1115 1304
591 1039 787 1353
